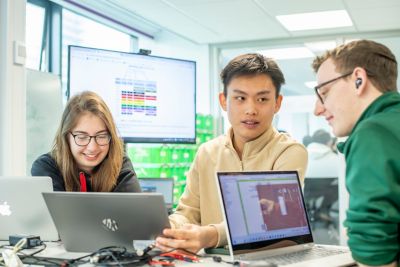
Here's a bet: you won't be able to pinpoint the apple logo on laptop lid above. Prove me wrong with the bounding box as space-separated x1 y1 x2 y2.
0 201 12 216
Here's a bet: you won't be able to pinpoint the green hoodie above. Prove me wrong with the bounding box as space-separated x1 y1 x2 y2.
338 91 400 265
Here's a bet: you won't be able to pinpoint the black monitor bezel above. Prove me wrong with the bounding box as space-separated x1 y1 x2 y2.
67 45 197 144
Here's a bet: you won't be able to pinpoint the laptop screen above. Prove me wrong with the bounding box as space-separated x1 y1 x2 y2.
139 178 174 207
217 171 313 252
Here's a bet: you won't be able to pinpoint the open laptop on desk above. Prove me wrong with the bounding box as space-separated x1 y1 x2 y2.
42 192 170 253
216 171 355 267
0 176 59 241
139 178 174 213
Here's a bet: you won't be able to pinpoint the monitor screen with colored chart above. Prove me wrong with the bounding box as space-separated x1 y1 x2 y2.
139 178 174 209
68 45 196 144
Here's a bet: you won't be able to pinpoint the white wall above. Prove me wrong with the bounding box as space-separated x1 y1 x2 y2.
139 32 211 114
0 1 211 176
0 0 27 175
277 95 332 141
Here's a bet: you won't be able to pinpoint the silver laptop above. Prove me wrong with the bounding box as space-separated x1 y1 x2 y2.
216 171 355 267
42 192 171 253
0 176 59 241
139 178 174 212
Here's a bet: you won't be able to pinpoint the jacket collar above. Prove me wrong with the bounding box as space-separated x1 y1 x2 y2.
337 91 400 153
225 126 278 158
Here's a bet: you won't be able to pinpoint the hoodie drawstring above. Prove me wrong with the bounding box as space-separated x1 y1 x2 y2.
79 172 87 192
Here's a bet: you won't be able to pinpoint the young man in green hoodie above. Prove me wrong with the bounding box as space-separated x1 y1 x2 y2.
313 40 400 267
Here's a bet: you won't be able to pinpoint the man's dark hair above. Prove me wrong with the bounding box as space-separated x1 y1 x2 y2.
312 129 332 145
220 53 285 98
302 135 313 147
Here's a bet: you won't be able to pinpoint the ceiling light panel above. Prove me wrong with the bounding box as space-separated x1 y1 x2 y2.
259 47 315 60
276 10 353 31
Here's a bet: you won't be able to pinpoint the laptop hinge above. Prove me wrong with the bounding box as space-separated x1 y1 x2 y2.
235 243 315 261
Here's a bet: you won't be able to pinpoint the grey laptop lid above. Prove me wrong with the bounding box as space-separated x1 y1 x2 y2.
216 171 355 267
0 176 59 241
42 192 171 253
139 178 174 209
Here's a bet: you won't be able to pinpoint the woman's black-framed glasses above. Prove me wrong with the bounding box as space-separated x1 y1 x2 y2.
314 72 353 104
70 132 111 146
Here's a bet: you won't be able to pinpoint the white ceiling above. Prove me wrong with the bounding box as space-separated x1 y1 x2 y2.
69 0 400 96
102 0 400 44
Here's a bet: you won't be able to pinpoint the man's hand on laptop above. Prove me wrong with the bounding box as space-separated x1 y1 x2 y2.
155 224 218 253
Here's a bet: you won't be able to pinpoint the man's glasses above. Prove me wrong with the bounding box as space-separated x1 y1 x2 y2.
70 132 111 146
314 72 353 104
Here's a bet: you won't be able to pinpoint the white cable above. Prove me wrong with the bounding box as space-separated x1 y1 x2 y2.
13 238 27 253
1 238 27 267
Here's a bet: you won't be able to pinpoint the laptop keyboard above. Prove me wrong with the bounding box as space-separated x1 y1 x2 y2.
263 246 348 265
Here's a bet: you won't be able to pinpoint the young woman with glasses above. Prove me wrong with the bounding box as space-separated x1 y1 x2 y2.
31 91 141 192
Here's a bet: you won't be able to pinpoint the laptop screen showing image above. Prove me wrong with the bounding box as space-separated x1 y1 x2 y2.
139 178 174 209
217 171 313 252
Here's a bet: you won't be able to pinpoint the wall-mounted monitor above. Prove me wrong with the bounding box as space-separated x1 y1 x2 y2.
68 45 196 143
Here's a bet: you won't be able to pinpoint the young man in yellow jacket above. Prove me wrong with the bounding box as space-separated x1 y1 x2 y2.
156 53 308 253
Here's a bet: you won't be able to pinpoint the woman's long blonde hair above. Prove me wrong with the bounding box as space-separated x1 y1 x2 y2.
51 91 124 191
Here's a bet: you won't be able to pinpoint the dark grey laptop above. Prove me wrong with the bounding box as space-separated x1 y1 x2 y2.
216 171 355 267
42 192 170 252
139 178 174 212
